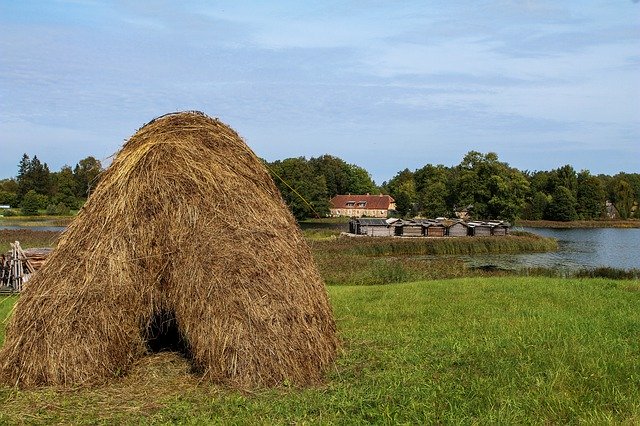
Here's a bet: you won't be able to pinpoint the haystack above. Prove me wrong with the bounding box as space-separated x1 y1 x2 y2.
0 111 337 388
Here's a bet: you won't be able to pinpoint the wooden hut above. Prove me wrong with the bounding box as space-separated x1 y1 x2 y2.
469 221 493 236
403 222 424 237
447 221 469 237
350 218 393 236
490 222 510 236
392 219 423 237
424 221 446 237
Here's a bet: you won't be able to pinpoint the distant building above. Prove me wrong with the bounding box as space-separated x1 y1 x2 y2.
330 194 396 218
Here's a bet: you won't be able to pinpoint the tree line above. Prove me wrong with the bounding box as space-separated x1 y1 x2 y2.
1 151 638 221
265 151 639 222
380 152 639 222
0 154 102 216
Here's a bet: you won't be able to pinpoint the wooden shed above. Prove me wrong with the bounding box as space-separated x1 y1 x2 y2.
447 221 469 237
490 222 510 236
424 222 446 237
350 218 393 236
403 223 424 237
469 221 493 236
390 219 423 237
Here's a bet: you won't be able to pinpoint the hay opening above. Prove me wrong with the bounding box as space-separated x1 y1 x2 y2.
0 111 338 388
144 310 189 355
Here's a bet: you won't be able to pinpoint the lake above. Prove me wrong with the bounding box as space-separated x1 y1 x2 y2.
460 227 640 272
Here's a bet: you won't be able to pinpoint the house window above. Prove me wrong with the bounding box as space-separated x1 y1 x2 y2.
346 201 355 207
357 201 367 207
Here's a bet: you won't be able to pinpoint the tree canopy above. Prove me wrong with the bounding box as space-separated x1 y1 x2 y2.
2 151 638 221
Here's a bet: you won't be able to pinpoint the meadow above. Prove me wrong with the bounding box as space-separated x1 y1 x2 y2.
1 224 639 423
1 277 639 424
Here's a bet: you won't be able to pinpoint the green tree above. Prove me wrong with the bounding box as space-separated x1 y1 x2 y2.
527 191 550 220
0 191 17 207
16 153 33 199
308 155 377 197
452 151 527 221
21 190 41 216
576 170 605 219
394 190 414 217
268 157 330 220
611 179 634 219
546 186 578 221
52 165 79 209
0 179 18 207
486 169 530 222
346 164 377 195
414 164 451 218
73 156 103 198
384 169 416 217
549 165 578 197
16 154 52 200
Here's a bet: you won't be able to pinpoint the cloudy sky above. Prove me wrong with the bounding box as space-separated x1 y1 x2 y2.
1 1 638 184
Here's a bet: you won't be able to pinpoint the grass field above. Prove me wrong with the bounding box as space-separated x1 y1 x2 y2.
1 277 639 424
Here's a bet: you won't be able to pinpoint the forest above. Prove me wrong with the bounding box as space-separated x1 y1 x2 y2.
1 151 638 222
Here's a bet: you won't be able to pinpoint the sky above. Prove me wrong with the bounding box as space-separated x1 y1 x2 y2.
1 1 639 184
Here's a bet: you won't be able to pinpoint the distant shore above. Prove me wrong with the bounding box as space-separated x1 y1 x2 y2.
516 219 640 229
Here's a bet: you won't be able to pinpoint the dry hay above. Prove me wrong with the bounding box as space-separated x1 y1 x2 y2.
0 111 337 388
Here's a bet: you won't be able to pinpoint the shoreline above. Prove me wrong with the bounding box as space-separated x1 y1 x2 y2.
515 219 640 229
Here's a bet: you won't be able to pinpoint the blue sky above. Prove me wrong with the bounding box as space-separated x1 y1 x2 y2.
1 1 638 184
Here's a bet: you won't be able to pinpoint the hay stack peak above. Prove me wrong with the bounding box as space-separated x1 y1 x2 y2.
0 111 337 388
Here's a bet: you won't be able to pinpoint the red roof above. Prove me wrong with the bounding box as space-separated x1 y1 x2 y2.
330 194 395 210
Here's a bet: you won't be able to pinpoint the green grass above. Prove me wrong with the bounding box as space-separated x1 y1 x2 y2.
1 277 639 424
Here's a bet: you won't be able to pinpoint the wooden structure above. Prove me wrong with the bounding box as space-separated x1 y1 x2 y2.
349 218 394 236
467 221 511 236
490 222 510 236
394 220 423 237
447 221 469 237
348 218 511 238
424 222 446 237
469 222 492 236
1 242 36 293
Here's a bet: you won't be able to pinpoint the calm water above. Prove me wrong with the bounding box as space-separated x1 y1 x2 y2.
460 227 640 272
0 225 67 232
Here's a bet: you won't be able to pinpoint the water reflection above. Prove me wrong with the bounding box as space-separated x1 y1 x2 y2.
461 227 640 272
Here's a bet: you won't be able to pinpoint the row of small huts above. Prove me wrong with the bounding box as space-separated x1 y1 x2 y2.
349 218 511 238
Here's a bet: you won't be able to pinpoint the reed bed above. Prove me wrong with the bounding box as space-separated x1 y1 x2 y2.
0 111 337 389
310 233 557 257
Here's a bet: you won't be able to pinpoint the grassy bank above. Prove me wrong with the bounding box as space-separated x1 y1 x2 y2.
518 219 640 228
1 277 639 424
